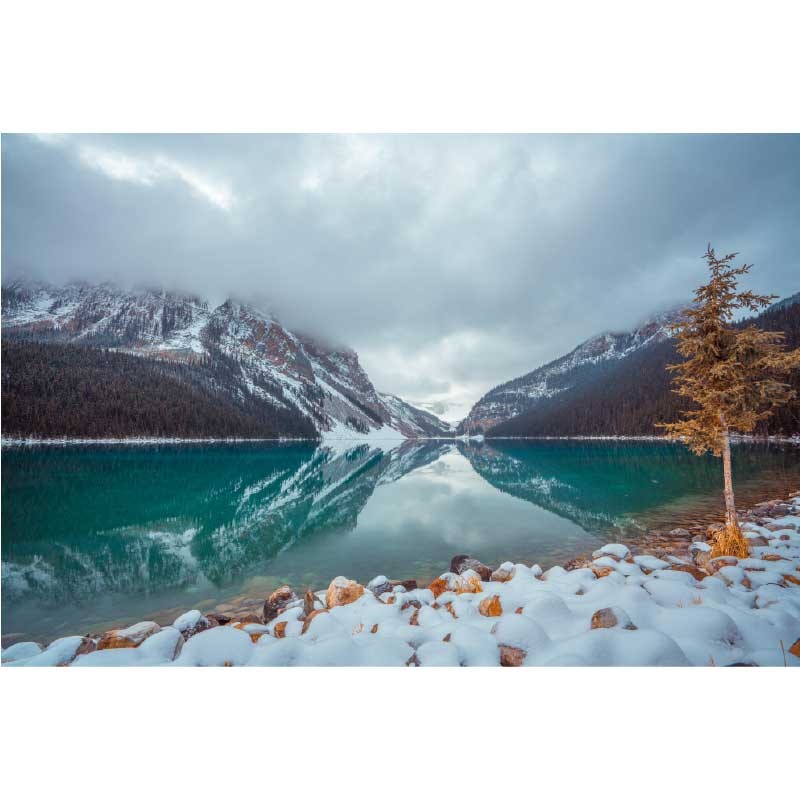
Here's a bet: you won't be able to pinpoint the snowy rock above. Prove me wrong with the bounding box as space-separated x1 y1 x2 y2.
633 555 671 572
325 577 365 608
429 570 483 598
478 595 503 617
173 610 217 639
591 607 636 630
175 625 254 666
492 615 550 652
499 646 526 666
416 641 461 667
1 641 43 663
668 563 707 582
22 636 97 666
301 609 329 635
263 585 297 622
367 575 391 596
450 554 493 582
491 562 515 582
139 627 184 662
97 621 161 650
591 543 630 562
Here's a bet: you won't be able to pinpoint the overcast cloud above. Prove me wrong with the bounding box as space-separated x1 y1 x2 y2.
2 133 799 420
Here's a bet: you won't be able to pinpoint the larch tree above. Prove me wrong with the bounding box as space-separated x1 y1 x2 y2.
660 245 800 557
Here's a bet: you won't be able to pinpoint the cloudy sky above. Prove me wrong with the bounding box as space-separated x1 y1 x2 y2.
2 133 799 420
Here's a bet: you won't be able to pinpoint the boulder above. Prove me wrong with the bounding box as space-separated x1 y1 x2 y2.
301 609 328 635
478 595 503 617
590 564 614 579
591 543 630 562
429 570 483 598
263 585 297 622
325 576 365 608
450 554 493 582
590 607 636 630
706 556 739 574
669 563 707 581
390 579 418 592
564 556 592 571
173 610 218 640
491 562 515 582
97 621 160 650
499 645 526 667
745 535 769 547
303 589 317 618
367 575 392 596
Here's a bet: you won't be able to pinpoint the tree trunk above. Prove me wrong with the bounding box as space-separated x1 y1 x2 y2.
721 428 738 530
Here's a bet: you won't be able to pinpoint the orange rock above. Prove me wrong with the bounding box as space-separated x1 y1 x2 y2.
97 621 160 650
591 608 619 629
429 573 483 598
325 576 365 608
783 573 800 586
371 624 379 634
250 633 263 643
515 607 523 614
479 595 503 617
444 601 458 619
590 607 636 630
499 645 526 666
789 638 800 658
670 563 707 581
409 609 420 626
591 565 614 579
273 621 288 639
491 564 514 582
301 609 327 634
762 553 787 561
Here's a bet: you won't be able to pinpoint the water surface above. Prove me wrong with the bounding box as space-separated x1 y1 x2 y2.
3 439 799 642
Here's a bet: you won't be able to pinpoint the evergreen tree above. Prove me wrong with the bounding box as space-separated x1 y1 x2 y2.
660 246 800 556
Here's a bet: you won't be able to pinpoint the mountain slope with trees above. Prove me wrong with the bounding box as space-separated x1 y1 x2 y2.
1 340 319 439
488 295 800 438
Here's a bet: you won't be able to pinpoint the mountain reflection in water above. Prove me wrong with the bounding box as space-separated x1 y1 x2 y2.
2 439 799 641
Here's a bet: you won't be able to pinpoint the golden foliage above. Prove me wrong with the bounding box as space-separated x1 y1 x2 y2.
710 523 750 559
659 245 800 454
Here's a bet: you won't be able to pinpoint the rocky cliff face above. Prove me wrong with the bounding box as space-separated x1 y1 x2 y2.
1 280 450 438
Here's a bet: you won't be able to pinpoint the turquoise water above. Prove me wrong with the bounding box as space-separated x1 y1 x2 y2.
2 440 799 642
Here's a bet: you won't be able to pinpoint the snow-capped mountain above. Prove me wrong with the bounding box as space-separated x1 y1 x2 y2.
459 306 685 434
1 280 450 439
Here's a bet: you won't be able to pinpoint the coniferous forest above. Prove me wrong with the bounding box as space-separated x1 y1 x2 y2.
489 298 800 438
1 340 318 439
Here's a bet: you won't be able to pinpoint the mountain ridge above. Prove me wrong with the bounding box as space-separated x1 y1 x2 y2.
1 280 451 440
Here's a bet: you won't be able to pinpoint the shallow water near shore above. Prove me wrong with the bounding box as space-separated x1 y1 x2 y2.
3 439 799 643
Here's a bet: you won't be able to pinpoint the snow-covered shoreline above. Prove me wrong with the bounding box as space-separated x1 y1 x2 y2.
4 492 799 667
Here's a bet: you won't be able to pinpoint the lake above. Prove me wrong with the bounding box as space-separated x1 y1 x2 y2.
2 439 799 642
